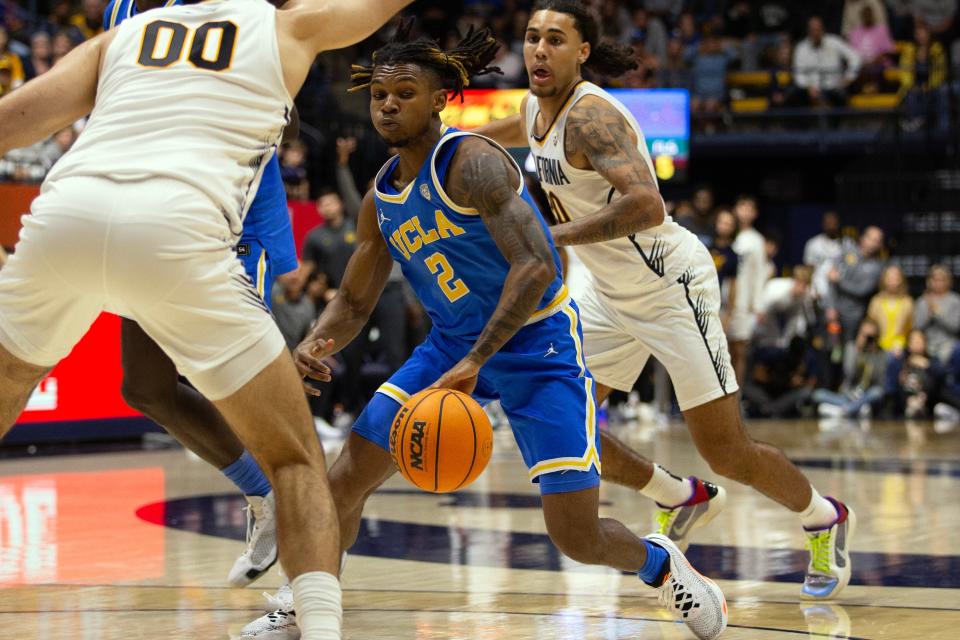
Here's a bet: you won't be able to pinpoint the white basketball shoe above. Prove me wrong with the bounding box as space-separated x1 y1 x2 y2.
645 534 728 640
228 492 278 587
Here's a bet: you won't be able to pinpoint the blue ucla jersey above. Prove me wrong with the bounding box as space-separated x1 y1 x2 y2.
374 129 566 340
103 0 298 307
103 0 180 30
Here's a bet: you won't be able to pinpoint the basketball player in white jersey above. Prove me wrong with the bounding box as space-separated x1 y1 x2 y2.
479 0 855 601
0 1 413 637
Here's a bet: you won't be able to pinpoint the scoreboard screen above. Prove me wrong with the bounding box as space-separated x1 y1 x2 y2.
442 88 690 182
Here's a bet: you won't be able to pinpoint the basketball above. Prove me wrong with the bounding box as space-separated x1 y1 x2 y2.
389 388 494 493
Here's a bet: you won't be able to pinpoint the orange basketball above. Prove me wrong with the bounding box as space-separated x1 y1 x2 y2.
389 388 494 493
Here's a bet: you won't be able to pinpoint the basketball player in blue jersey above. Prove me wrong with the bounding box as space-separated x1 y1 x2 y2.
242 24 727 640
103 0 299 588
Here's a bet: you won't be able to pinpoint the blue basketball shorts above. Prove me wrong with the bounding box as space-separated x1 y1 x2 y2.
353 300 601 495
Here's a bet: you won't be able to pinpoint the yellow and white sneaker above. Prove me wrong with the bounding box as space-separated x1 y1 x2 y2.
802 498 856 600
654 478 727 551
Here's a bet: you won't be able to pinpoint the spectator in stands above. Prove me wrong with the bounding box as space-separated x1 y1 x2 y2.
867 265 913 353
676 185 715 247
907 0 958 41
71 0 105 40
0 25 24 96
764 229 782 280
51 30 75 63
768 40 795 108
0 126 75 182
935 345 960 424
730 195 769 384
46 0 81 38
630 8 668 63
914 263 960 363
279 139 310 201
722 1 751 39
690 29 733 127
272 267 324 351
659 37 692 90
644 0 685 27
24 32 52 80
332 132 415 374
741 0 793 70
742 334 818 419
710 209 739 332
508 9 530 55
814 317 888 418
790 16 861 107
675 11 700 63
302 188 356 293
804 211 856 302
622 39 661 89
847 3 896 92
886 329 944 418
753 265 816 351
827 225 885 343
842 0 890 36
0 64 12 97
598 0 632 43
899 21 949 131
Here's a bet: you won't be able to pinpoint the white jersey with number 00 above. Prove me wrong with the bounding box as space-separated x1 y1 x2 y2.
524 82 696 301
46 0 292 237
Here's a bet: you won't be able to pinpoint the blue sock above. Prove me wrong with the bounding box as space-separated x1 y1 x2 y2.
638 539 670 586
222 450 272 497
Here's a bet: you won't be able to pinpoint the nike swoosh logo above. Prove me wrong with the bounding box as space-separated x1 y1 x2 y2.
670 503 703 538
835 522 847 568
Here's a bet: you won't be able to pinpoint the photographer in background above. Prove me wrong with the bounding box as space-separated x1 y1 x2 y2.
813 318 887 419
887 329 944 419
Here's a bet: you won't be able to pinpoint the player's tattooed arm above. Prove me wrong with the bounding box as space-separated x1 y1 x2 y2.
550 95 665 246
446 138 556 366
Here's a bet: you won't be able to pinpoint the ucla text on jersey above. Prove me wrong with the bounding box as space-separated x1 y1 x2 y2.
373 128 568 339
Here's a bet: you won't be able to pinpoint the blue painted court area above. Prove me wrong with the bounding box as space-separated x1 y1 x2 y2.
140 491 960 590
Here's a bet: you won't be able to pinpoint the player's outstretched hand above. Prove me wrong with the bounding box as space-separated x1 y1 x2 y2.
430 357 481 396
294 338 336 396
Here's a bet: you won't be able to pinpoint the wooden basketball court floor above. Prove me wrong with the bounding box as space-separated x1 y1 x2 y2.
1 417 957 639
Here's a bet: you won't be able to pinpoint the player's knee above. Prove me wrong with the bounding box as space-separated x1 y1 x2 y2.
120 374 172 419
546 519 601 565
263 454 320 489
705 447 754 484
328 458 378 515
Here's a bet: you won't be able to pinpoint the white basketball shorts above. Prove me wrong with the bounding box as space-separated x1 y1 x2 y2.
0 176 286 400
570 239 739 411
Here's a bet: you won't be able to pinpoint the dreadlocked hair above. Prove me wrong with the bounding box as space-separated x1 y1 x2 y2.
349 18 502 102
532 0 638 77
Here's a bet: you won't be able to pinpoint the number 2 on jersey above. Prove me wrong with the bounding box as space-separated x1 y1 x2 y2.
425 253 470 303
138 20 237 72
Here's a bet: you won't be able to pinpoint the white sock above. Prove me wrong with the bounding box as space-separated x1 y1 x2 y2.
799 486 839 530
639 464 694 508
291 571 342 640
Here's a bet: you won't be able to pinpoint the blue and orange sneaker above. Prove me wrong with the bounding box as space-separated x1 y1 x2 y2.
802 498 856 600
653 478 727 551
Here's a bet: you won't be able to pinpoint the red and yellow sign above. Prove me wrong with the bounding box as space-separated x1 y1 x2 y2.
441 89 527 130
